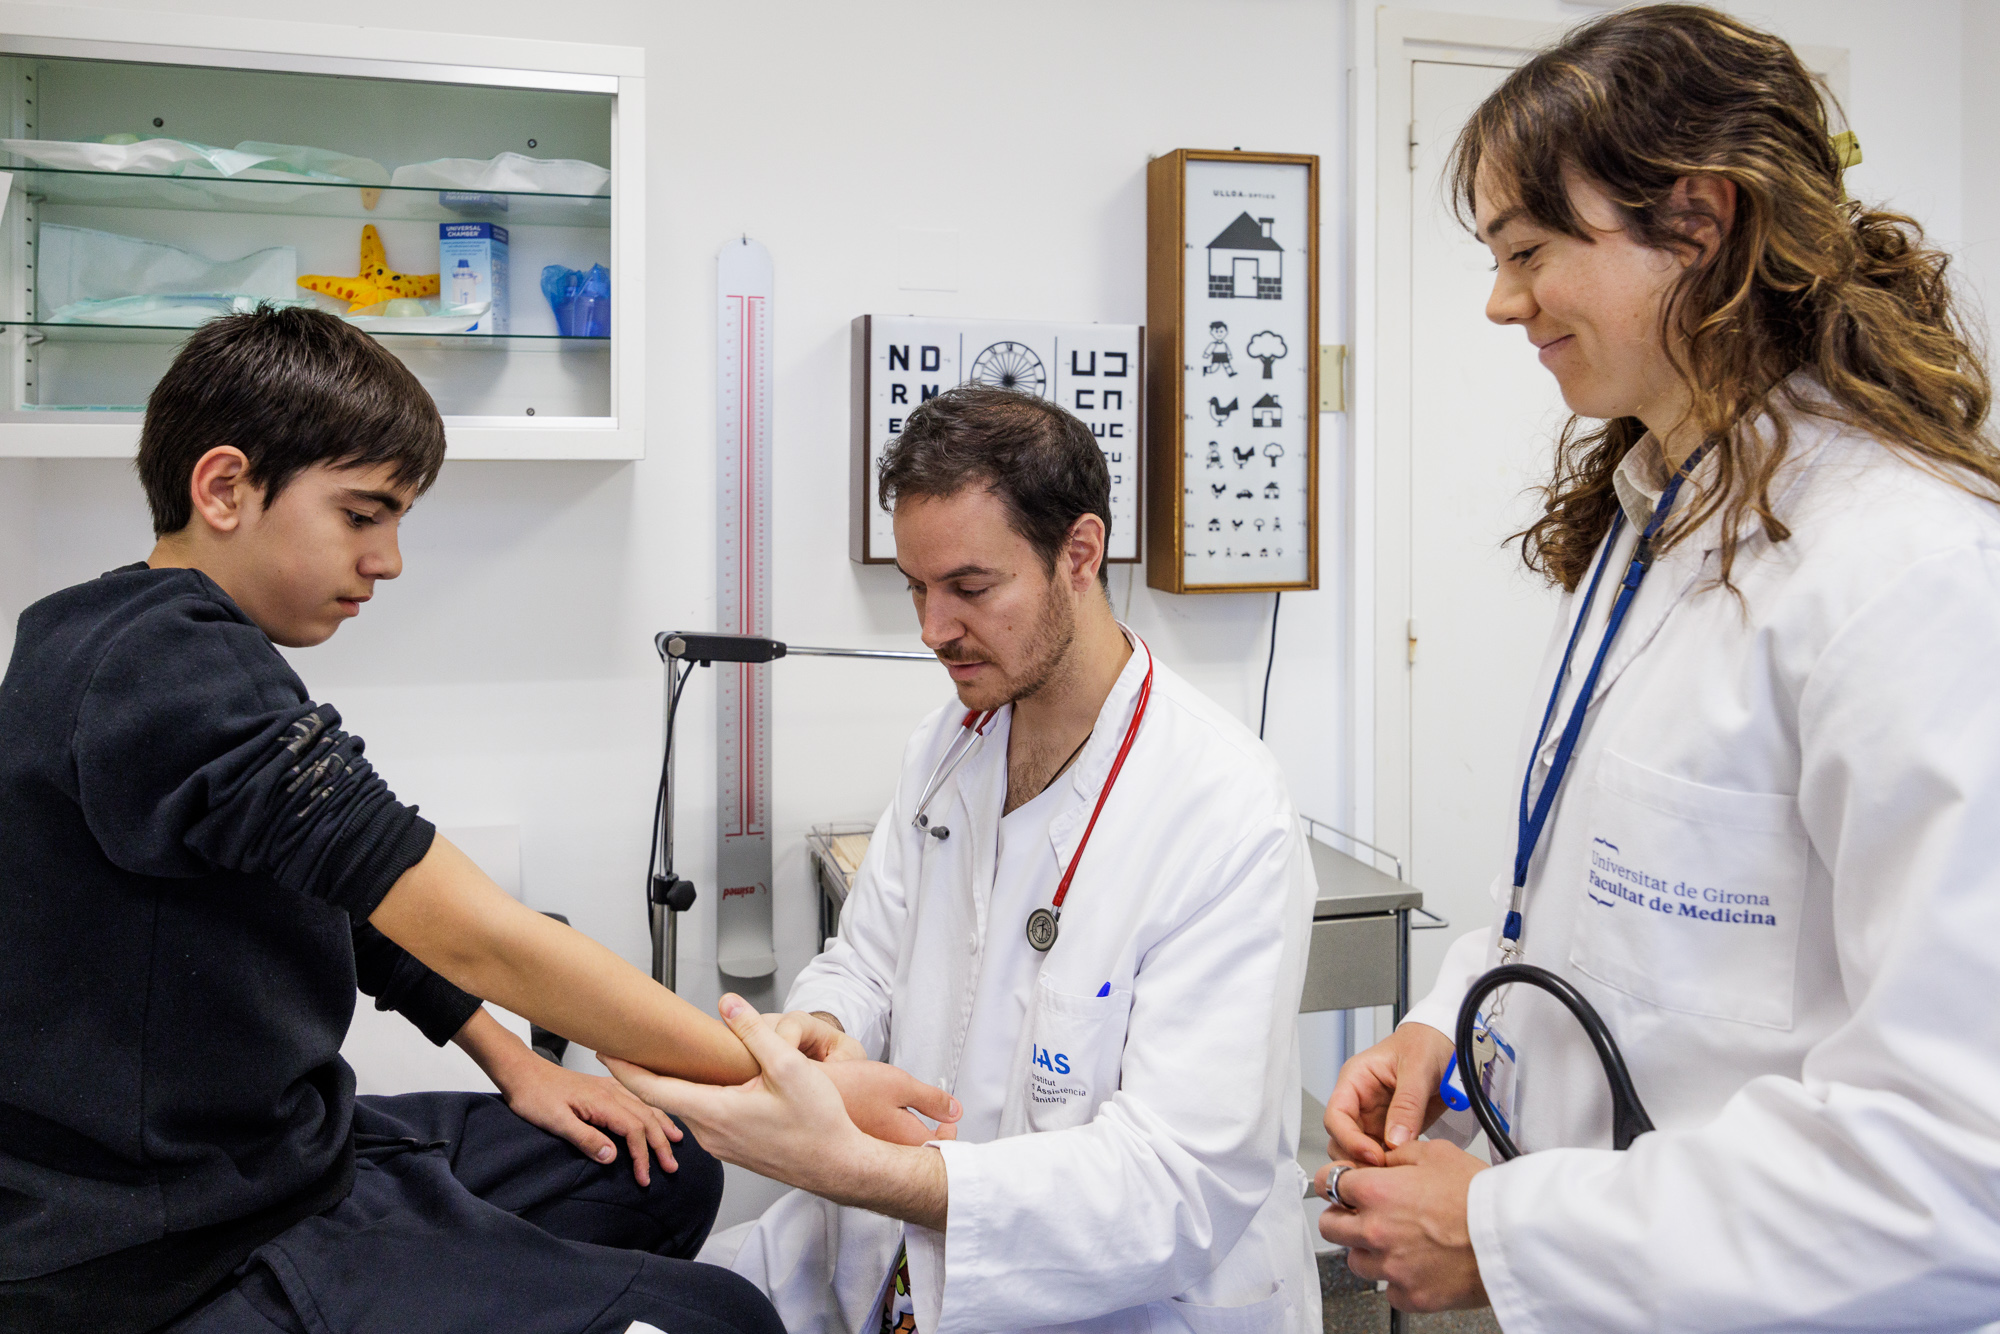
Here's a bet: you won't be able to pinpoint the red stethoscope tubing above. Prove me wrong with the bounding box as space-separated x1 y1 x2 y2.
1051 640 1154 914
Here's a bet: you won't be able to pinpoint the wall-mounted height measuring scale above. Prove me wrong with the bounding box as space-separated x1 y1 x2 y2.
714 238 778 979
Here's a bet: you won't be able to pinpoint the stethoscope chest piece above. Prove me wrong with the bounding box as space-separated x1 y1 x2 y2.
1025 907 1059 951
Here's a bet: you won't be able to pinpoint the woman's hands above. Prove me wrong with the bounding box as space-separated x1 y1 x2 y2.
1315 1139 1490 1311
1316 1021 1488 1313
1324 1021 1455 1165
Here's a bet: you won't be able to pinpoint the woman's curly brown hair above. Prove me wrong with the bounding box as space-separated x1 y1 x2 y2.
1450 3 1996 591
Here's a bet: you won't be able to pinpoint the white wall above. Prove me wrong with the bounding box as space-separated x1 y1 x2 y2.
1962 0 2000 346
0 0 1354 1223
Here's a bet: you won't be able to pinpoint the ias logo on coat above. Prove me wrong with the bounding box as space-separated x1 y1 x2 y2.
1032 1045 1070 1075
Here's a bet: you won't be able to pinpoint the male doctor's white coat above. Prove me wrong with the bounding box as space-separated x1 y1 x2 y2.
1402 400 2000 1333
711 638 1320 1333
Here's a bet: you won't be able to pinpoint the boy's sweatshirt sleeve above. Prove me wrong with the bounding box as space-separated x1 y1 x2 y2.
71 591 435 921
352 921 484 1044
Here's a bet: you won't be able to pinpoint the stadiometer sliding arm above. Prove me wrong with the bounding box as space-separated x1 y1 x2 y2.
647 631 934 993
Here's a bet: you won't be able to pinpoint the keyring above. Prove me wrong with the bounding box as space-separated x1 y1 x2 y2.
1324 1162 1356 1210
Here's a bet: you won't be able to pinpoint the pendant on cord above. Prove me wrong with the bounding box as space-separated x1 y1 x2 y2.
1025 907 1059 952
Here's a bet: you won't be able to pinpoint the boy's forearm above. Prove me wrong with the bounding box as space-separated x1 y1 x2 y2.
450 1005 542 1085
371 836 759 1084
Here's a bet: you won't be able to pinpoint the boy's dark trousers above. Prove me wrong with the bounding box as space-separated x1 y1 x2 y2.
165 1091 782 1334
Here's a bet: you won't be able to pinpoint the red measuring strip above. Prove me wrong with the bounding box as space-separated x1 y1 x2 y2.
1050 645 1155 912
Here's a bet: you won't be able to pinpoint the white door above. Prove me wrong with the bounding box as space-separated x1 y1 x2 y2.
1404 58 1571 995
1234 256 1259 297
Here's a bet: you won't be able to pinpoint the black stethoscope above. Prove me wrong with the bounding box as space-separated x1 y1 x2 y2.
1451 444 1709 1160
909 638 1155 952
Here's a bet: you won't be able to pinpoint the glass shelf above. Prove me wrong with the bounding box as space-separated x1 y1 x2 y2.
6 165 610 227
0 320 609 350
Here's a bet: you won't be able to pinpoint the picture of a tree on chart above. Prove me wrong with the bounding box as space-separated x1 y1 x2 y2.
1246 331 1288 378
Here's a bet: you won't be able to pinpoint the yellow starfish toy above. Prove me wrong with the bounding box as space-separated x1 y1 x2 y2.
298 225 439 311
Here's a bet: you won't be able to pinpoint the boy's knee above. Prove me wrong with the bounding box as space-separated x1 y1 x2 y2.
622 1257 785 1334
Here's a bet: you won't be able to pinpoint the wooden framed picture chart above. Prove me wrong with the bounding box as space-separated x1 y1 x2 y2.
1146 150 1319 593
850 315 1144 565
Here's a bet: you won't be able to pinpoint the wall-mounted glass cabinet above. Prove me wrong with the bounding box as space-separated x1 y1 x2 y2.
0 9 645 459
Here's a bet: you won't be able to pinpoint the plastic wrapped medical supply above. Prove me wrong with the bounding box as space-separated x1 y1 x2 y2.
540 264 610 337
38 225 300 325
439 191 508 214
393 153 609 196
439 223 509 334
0 136 387 183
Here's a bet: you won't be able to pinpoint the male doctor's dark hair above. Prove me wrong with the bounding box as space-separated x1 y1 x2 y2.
878 384 1113 587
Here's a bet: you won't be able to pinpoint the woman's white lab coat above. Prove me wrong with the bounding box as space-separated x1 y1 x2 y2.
713 644 1320 1333
1402 400 2000 1332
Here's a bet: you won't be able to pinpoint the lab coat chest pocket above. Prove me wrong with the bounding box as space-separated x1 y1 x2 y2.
1570 749 1807 1028
1024 978 1132 1132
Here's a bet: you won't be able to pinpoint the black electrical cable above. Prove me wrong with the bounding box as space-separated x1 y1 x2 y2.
1454 963 1655 1161
1258 591 1282 739
645 659 696 904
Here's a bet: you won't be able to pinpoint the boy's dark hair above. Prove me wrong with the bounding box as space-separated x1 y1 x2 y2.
877 385 1112 586
137 305 447 535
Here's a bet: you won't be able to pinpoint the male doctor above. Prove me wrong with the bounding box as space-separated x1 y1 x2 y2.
613 385 1320 1332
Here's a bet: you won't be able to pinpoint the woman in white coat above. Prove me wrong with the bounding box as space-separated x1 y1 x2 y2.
1317 6 2000 1330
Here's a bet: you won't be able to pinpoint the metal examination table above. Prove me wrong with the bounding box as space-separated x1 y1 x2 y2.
809 827 1425 1020
810 823 1426 1049
1295 836 1429 1190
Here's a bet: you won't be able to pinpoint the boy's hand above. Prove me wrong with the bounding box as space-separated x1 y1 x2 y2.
452 1006 682 1187
496 1056 683 1187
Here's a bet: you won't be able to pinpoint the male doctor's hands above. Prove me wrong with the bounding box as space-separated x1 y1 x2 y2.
772 1008 869 1064
608 994 961 1170
1325 1021 1455 1164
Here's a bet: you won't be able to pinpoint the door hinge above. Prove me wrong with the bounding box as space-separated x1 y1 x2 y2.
1407 617 1419 665
1408 120 1420 173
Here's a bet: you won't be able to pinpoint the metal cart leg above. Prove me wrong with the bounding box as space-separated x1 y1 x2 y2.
1388 909 1410 1334
1393 907 1410 1024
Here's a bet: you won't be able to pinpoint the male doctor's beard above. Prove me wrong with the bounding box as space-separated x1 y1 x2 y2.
939 571 1078 712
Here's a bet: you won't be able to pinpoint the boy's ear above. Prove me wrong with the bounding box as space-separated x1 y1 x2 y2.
187 446 258 535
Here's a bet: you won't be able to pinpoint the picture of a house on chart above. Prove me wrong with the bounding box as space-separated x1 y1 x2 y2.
1207 212 1283 300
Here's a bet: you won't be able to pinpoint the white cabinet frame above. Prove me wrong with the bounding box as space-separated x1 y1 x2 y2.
0 2 645 461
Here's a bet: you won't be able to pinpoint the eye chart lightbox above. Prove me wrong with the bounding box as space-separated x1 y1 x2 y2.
849 315 1144 564
1145 150 1319 594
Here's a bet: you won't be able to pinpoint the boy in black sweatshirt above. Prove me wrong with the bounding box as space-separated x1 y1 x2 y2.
0 308 951 1334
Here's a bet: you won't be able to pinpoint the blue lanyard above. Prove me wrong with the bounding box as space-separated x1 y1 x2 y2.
1502 444 1710 951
